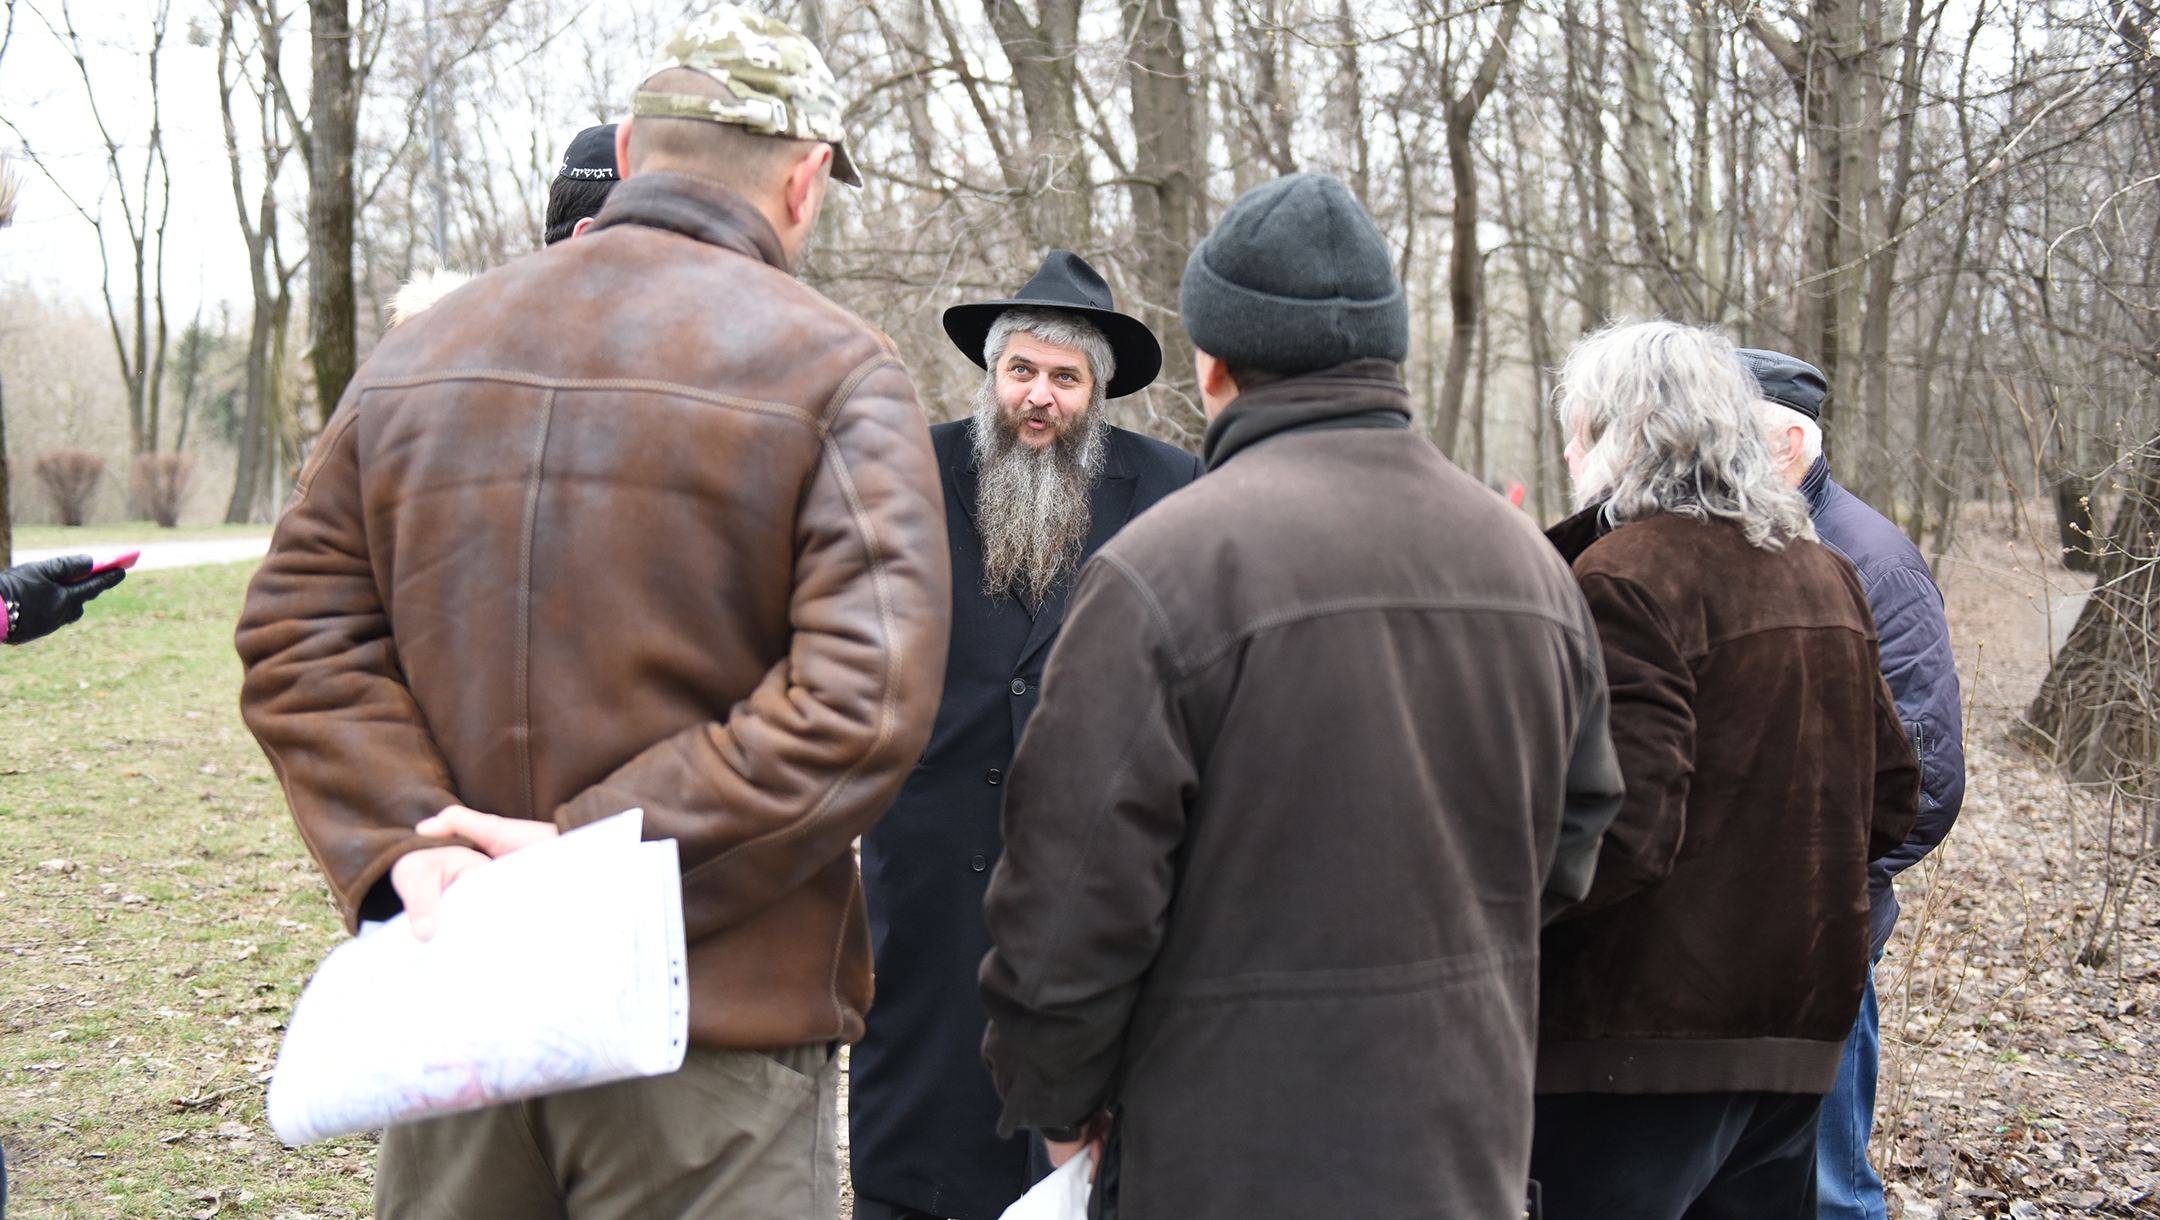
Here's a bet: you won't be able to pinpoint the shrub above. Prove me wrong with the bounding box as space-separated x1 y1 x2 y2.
34 449 105 527
131 452 194 528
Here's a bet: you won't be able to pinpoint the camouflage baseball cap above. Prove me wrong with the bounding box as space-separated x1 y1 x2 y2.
633 5 861 187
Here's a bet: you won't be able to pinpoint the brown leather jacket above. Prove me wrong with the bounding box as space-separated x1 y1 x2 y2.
235 171 951 1050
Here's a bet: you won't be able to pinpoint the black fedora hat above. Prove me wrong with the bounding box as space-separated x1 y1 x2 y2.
942 250 1163 399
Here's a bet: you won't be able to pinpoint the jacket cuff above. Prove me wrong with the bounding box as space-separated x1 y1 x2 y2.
338 833 483 932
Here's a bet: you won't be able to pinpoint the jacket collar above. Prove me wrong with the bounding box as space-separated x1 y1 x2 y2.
1199 359 1412 470
1545 502 1613 564
1799 455 1833 514
589 171 790 271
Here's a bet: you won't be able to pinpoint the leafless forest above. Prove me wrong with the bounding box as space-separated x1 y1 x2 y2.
3 0 2160 1214
3 0 2153 542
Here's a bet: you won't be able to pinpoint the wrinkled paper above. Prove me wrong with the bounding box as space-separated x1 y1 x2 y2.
999 1146 1094 1220
267 809 688 1146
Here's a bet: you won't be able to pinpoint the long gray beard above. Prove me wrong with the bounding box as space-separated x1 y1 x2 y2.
972 378 1107 607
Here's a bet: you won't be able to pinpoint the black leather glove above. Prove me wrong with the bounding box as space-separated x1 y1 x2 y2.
0 556 126 645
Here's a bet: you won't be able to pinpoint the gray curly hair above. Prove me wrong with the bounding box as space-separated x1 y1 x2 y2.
1557 320 1815 551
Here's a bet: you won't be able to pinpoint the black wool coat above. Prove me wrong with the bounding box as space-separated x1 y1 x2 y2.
851 418 1203 1220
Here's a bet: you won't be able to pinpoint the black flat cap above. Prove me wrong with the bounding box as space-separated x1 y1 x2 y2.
1737 347 1828 420
942 250 1162 399
558 124 619 182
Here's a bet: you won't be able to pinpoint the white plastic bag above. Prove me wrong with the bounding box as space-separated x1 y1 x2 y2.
997 1146 1094 1220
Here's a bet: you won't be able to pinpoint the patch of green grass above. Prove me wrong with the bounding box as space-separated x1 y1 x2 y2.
0 561 374 1218
11 524 275 552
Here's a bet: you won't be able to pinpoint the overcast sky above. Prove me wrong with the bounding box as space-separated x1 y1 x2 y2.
1 2 268 321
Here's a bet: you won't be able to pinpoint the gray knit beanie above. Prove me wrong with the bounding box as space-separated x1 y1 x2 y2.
1179 173 1409 374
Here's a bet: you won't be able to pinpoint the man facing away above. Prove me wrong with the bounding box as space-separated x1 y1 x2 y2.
850 252 1202 1220
1531 323 1920 1220
1742 349 1965 1220
233 10 950 1219
976 173 1626 1219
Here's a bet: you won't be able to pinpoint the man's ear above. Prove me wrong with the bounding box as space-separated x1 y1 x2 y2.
571 216 598 239
1196 349 1235 396
1780 423 1807 469
1194 348 1240 419
614 118 635 180
783 143 834 227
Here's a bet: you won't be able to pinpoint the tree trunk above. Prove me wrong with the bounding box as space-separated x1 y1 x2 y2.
1334 0 1369 208
2023 438 2160 787
227 297 274 523
1750 0 1867 465
1615 1 1690 319
1245 0 1297 177
1432 0 1520 460
219 0 297 522
308 0 358 423
1561 0 1614 329
983 0 1091 250
1123 0 1201 410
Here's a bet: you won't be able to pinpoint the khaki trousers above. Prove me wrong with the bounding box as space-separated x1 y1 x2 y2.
375 1043 839 1220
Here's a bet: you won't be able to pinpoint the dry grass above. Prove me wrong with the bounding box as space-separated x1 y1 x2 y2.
1877 507 2160 1218
0 561 375 1219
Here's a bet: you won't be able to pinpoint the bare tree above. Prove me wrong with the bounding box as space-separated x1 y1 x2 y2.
982 0 1091 249
216 0 304 523
3 0 174 458
307 0 362 421
1430 0 1520 459
1121 0 1204 416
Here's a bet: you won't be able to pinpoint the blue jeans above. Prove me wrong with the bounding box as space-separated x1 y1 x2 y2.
1817 964 1887 1220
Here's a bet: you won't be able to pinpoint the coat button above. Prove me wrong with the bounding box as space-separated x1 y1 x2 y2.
1010 678 1028 696
971 854 987 872
986 769 1003 786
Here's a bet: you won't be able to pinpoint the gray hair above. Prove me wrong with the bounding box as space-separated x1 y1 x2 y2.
984 307 1117 396
1557 320 1815 551
1758 400 1824 470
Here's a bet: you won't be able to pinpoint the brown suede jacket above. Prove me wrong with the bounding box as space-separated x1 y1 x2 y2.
234 171 951 1050
1539 507 1919 1094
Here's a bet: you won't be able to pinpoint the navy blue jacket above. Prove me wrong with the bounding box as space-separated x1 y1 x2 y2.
851 419 1203 1220
1804 459 1965 955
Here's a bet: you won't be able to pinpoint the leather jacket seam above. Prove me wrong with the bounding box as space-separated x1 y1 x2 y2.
292 407 362 505
359 369 821 430
513 389 559 822
816 354 893 434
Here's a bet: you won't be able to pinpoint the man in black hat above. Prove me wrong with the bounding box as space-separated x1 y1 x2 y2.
849 250 1203 1220
544 123 620 245
1743 349 1964 1220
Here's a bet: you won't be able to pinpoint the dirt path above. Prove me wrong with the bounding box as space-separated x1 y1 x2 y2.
1878 506 2157 1218
12 539 271 573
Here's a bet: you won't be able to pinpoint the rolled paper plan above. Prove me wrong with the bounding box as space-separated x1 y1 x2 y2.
266 809 688 1145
